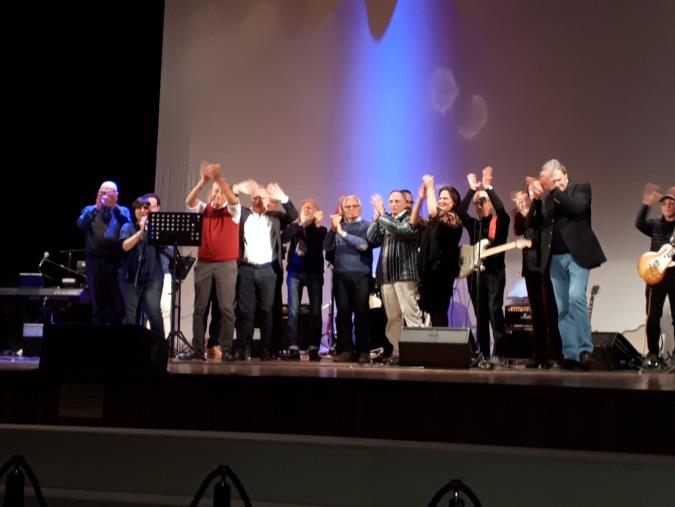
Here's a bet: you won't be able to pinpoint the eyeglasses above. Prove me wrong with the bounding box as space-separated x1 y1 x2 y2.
343 204 361 209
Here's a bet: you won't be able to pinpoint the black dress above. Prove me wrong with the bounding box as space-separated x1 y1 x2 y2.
417 214 463 326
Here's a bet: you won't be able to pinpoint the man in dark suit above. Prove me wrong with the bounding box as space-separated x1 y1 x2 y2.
529 159 606 370
235 182 298 360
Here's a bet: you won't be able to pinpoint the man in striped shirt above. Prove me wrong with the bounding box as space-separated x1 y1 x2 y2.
368 190 423 365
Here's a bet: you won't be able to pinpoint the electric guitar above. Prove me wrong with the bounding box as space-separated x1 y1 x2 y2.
637 243 675 285
458 238 532 279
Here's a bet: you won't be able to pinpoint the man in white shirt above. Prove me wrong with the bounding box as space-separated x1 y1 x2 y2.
235 183 298 360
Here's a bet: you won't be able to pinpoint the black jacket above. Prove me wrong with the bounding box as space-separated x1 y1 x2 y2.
238 200 298 272
530 180 606 271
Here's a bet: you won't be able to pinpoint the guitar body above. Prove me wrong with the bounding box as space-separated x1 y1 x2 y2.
457 238 532 279
638 244 675 285
458 240 488 279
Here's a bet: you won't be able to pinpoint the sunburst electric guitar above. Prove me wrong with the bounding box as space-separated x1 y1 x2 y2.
638 243 675 285
458 238 532 279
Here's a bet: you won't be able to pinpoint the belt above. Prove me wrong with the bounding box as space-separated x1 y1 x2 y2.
241 261 273 269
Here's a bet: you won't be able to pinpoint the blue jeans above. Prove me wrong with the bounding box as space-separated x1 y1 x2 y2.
286 272 323 349
549 253 593 361
119 279 164 336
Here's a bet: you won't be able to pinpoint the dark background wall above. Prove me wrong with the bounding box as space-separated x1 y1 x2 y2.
2 2 165 286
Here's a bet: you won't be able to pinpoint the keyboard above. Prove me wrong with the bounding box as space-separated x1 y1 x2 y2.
0 287 83 297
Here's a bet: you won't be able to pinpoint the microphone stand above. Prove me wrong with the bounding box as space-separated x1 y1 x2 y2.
133 225 149 326
39 259 87 282
472 205 486 365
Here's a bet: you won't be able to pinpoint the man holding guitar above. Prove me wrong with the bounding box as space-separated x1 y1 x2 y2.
528 159 606 370
457 166 510 361
636 183 675 365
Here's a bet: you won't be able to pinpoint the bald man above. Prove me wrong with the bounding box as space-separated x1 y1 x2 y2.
76 180 132 324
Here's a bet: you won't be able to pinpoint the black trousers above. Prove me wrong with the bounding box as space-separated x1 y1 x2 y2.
86 256 124 325
235 264 276 358
645 268 675 356
333 271 371 354
419 269 455 327
468 267 506 358
524 269 562 363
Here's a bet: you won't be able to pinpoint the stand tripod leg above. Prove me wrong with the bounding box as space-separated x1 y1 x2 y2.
167 277 195 358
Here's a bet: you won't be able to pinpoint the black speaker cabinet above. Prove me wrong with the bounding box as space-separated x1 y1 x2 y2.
591 332 642 370
40 324 168 374
399 327 474 368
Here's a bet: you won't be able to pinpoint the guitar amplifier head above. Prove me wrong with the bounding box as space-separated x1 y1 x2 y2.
505 305 533 333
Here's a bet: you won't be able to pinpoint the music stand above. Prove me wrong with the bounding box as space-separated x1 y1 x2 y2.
148 212 203 357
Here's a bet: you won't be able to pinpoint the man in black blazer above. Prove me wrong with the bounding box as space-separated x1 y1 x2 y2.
235 182 298 360
529 159 606 370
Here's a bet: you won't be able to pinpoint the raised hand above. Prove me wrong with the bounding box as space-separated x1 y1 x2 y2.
200 161 213 184
266 182 287 201
526 176 544 200
418 182 427 200
209 163 222 181
643 182 662 206
467 172 481 191
371 193 385 216
481 166 493 188
233 179 258 196
97 190 117 209
330 213 342 231
314 210 324 226
138 214 148 234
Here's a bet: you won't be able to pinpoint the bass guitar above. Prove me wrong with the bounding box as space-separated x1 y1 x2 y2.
458 238 532 279
637 243 674 285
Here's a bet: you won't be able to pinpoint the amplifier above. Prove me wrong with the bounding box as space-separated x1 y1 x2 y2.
505 305 533 333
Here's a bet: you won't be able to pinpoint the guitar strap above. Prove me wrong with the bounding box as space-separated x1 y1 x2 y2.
488 215 497 241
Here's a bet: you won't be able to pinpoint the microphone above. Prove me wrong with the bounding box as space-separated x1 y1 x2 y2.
38 251 49 270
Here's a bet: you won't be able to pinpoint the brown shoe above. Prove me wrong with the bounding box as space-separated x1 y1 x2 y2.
357 352 370 364
207 345 223 360
333 351 354 363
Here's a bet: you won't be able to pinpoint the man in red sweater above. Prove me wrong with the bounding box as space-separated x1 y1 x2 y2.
184 162 253 361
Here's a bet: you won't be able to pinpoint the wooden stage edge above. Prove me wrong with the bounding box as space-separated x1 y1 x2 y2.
1 356 673 457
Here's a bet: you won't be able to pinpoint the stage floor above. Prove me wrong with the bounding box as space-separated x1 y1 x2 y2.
1 354 673 457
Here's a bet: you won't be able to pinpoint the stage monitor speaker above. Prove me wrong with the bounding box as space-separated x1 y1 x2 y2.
40 324 168 374
399 327 474 368
591 332 642 370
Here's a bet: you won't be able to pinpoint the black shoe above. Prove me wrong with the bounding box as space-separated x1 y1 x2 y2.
357 352 370 364
260 351 272 361
643 353 661 369
221 351 234 362
282 348 301 361
235 349 251 361
544 359 561 370
179 350 205 361
561 358 581 370
307 348 320 362
579 351 595 371
385 356 400 366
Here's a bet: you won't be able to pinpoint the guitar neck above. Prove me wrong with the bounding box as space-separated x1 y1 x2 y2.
480 240 522 259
